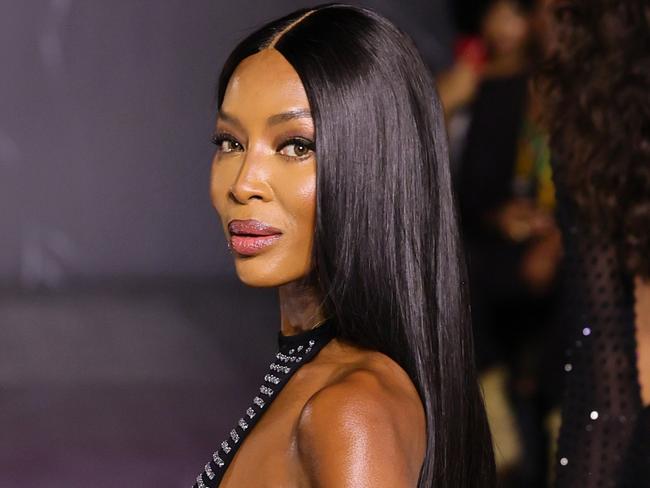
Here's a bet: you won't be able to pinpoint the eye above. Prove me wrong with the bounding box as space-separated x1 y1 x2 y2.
212 133 243 153
278 138 315 159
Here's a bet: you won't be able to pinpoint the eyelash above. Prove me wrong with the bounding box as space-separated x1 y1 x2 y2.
211 133 315 160
277 137 315 160
211 133 242 153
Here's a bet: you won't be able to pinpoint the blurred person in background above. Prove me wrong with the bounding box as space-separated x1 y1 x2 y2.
536 0 650 486
439 1 564 486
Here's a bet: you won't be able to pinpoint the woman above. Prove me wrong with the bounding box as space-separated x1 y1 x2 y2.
536 0 650 485
192 4 495 487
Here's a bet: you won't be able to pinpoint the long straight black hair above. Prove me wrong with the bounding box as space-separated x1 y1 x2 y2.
217 4 495 487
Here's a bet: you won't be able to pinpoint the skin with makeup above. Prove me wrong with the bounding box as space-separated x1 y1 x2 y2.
209 48 426 487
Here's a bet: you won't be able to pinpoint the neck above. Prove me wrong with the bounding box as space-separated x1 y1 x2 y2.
278 279 326 336
485 51 528 78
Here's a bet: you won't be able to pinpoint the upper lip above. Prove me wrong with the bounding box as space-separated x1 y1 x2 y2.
228 219 283 236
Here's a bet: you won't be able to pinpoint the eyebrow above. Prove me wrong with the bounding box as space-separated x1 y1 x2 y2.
267 109 312 126
217 109 312 129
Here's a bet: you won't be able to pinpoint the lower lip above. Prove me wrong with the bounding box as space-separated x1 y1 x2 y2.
230 234 281 256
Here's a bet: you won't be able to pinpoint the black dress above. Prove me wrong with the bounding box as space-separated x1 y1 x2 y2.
192 320 336 488
553 171 650 487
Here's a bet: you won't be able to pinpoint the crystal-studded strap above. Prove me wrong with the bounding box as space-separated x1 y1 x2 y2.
191 321 336 487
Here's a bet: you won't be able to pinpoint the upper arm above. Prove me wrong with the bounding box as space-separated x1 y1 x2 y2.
296 370 423 488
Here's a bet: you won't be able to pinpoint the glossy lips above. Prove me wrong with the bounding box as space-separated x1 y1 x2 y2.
228 220 282 256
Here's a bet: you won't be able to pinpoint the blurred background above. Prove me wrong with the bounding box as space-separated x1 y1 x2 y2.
1 0 564 486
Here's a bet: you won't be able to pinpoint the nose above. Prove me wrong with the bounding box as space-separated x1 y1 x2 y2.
228 152 272 204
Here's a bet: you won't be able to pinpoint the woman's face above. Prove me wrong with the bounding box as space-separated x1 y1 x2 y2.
482 1 531 57
210 49 317 288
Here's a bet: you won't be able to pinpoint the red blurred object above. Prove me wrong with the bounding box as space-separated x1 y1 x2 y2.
454 36 488 73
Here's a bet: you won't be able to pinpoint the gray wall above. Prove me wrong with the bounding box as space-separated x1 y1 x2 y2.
0 0 453 287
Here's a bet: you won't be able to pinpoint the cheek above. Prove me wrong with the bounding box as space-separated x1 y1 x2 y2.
508 19 529 42
210 160 233 222
286 170 317 235
297 175 316 209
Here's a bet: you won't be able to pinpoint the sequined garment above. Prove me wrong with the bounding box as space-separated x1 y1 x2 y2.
192 320 336 488
553 166 650 487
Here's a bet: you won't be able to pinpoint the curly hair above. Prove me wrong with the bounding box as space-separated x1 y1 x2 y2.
536 0 650 278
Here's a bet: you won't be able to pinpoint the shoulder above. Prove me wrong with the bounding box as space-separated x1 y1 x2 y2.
296 352 426 487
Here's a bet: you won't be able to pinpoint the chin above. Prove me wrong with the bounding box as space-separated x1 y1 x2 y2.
233 257 305 288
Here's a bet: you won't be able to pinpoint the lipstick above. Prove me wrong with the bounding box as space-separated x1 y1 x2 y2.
227 219 282 256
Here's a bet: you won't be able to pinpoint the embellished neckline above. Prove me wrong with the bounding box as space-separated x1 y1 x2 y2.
193 316 338 488
277 317 336 349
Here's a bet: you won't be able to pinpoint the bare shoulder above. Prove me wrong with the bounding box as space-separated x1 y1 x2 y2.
296 348 426 487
